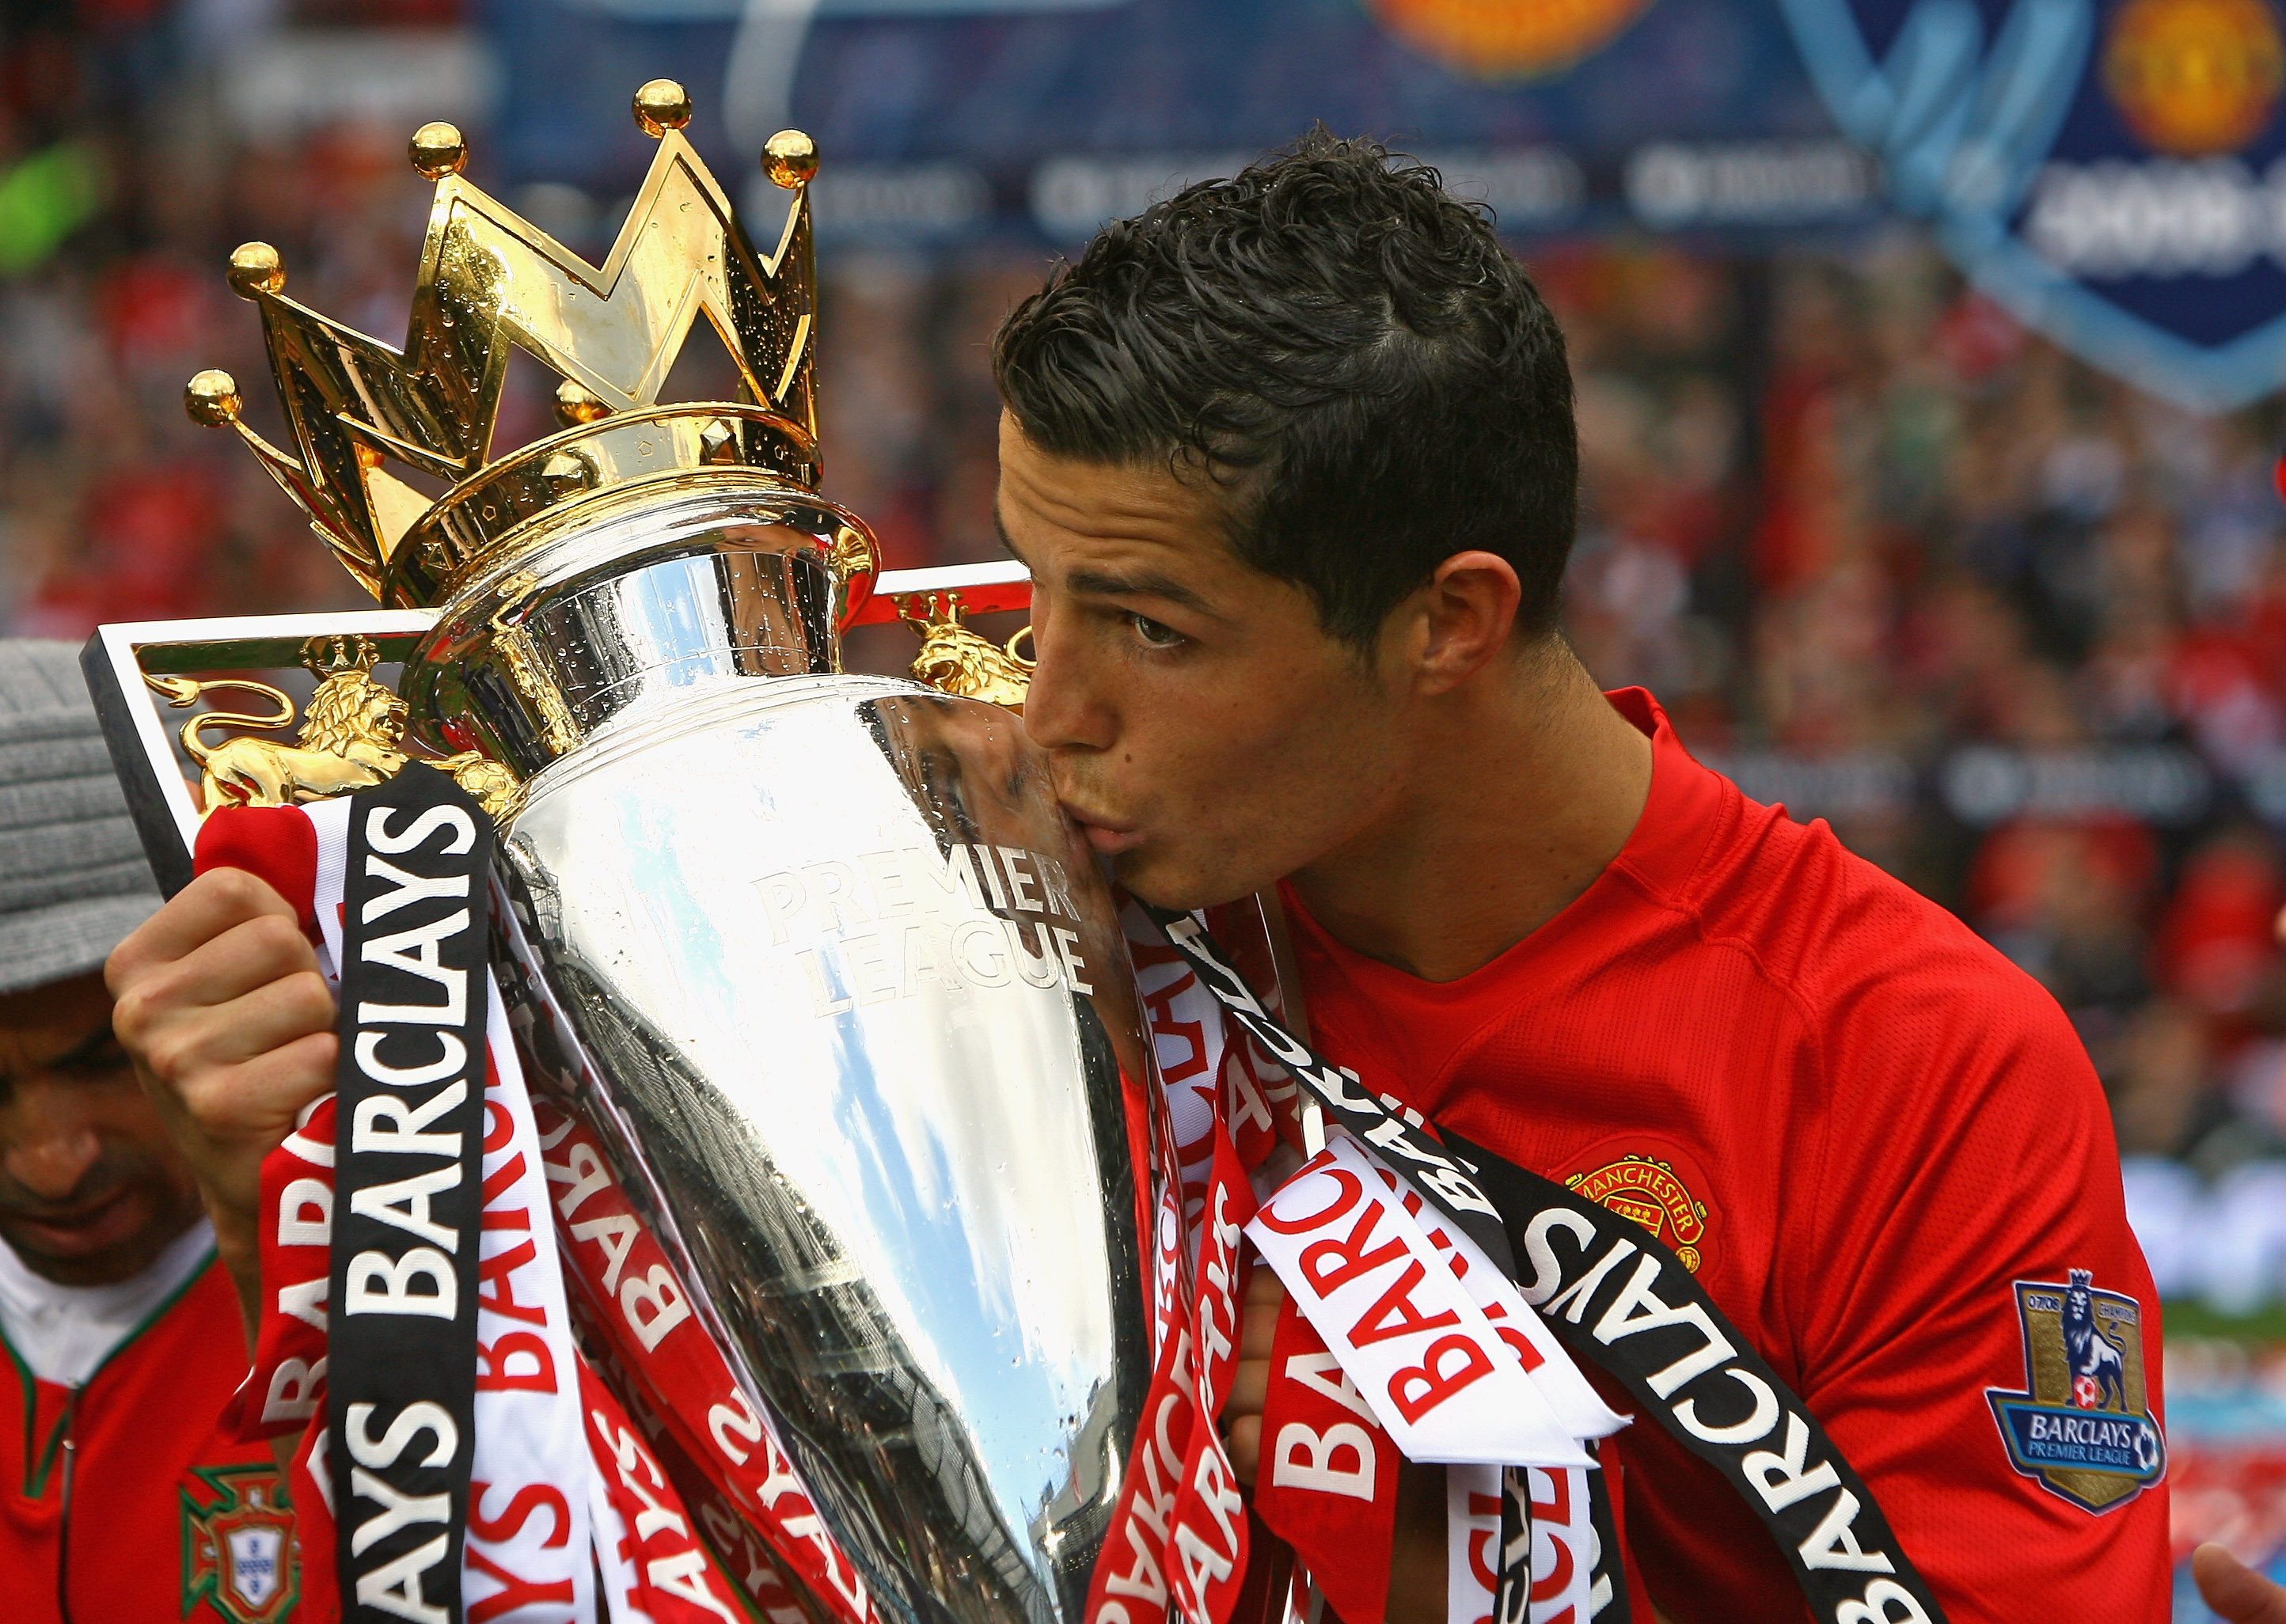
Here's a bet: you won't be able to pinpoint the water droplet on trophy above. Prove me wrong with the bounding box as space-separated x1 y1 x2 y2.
632 78 692 138
408 121 468 181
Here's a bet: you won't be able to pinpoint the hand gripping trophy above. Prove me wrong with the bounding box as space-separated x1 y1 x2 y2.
84 80 1173 1624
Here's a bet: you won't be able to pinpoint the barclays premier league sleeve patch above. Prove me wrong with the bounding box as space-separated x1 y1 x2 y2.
1985 1270 2166 1513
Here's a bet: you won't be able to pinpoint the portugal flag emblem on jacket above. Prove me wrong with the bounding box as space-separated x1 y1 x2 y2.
180 1463 298 1624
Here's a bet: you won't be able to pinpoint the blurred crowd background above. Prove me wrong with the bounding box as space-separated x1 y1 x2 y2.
6 0 2286 1602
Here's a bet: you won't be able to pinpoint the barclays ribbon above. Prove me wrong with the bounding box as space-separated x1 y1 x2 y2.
1145 905 1951 1624
328 764 496 1624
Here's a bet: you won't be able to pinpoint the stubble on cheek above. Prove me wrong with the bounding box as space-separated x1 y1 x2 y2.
1117 730 1319 910
1088 632 1396 909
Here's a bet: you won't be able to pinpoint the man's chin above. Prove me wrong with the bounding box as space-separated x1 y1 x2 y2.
1111 845 1265 916
0 1188 196 1285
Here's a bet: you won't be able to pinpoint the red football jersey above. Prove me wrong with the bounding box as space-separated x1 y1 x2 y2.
0 1255 302 1624
1282 689 2168 1624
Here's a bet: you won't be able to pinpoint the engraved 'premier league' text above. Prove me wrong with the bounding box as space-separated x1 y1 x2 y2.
753 842 1092 1015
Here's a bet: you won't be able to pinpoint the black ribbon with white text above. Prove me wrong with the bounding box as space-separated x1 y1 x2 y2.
328 765 495 1624
1146 905 1949 1624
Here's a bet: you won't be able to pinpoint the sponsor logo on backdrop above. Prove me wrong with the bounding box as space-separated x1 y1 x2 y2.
1986 1269 2167 1512
2105 0 2284 155
1779 0 2286 408
181 1464 298 1624
1368 0 1658 78
1563 1142 1714 1273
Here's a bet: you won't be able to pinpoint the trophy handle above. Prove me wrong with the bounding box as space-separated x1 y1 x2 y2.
82 609 439 896
856 559 1033 624
84 565 1032 897
858 560 1035 710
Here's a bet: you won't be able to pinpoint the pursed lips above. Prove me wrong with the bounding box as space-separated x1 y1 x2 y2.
1052 758 1146 855
1076 821 1145 856
1059 795 1145 856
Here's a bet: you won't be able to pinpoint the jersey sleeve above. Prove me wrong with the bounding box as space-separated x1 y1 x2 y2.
1796 927 2170 1624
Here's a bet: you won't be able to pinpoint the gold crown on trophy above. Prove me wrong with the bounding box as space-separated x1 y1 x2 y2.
183 80 831 610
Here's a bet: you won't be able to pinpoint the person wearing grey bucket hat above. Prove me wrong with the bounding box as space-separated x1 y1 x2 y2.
0 641 302 1622
0 642 169 1001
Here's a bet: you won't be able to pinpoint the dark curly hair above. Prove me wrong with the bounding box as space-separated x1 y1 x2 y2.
992 128 1578 648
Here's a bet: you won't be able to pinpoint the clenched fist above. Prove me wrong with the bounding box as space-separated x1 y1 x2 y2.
105 867 338 1336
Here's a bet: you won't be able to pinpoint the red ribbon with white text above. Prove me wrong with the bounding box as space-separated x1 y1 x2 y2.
205 801 848 1624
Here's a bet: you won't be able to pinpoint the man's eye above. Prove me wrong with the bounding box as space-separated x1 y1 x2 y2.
1130 613 1186 649
57 1036 130 1078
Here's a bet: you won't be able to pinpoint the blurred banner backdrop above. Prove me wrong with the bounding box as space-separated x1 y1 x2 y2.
482 0 1869 246
478 0 2286 409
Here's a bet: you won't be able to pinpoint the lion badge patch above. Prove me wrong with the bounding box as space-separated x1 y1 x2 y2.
1985 1270 2166 1513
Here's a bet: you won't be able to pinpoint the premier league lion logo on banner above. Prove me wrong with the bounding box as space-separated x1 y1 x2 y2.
1780 0 2286 408
1985 1270 2167 1512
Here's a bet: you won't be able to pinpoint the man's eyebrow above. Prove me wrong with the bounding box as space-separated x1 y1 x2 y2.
993 503 1218 617
993 506 1027 564
1065 566 1215 617
5 1023 126 1085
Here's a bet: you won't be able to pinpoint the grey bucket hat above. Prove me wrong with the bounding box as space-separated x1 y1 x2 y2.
0 640 159 996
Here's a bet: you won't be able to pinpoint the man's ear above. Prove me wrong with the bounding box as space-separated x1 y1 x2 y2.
1407 550 1522 696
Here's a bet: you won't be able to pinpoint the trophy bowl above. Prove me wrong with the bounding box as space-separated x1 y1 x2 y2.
458 472 1153 1624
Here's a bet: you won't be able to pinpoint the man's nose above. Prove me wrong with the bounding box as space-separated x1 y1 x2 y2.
3 1083 101 1203
1020 604 1115 754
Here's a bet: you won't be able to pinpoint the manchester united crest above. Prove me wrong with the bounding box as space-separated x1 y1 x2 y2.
1985 1270 2166 1513
1563 1148 1712 1271
181 1463 298 1624
2105 0 2286 155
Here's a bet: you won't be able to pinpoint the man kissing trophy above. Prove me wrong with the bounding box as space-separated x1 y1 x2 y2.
84 82 1622 1624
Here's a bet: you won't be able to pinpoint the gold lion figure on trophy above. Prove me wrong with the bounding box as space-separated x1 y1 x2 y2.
898 593 1035 711
149 636 520 818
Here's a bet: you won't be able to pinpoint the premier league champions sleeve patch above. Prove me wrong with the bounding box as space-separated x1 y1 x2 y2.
1985 1270 2166 1513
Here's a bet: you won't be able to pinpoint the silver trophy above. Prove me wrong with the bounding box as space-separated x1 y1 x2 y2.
83 83 1165 1624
